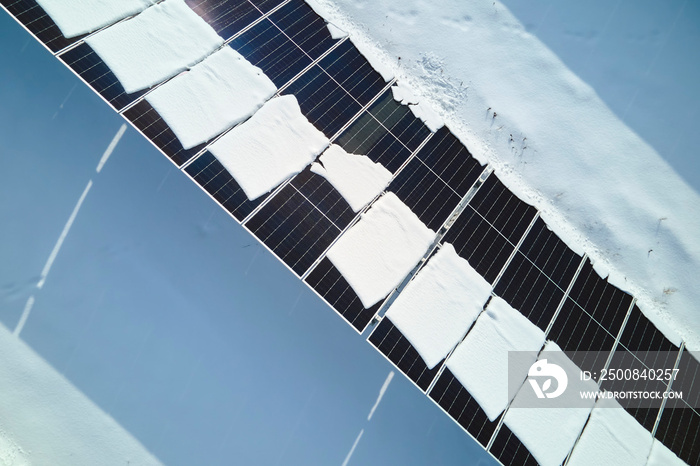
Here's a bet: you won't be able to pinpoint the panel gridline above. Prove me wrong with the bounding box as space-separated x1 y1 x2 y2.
368 318 441 392
268 0 337 60
367 90 432 154
489 424 538 466
185 0 261 40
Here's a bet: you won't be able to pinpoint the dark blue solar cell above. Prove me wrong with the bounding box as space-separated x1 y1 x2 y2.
304 257 380 332
269 0 337 60
229 21 311 87
335 110 414 173
282 64 361 137
59 43 146 110
429 369 500 448
123 100 204 166
248 0 286 13
245 184 341 276
414 126 483 196
318 40 386 106
3 0 84 52
489 425 538 466
389 157 461 231
368 89 431 152
369 319 441 391
185 0 261 40
290 167 355 230
185 151 266 221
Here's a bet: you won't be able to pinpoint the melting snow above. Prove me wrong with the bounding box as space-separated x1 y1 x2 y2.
85 0 223 94
568 397 653 466
310 144 392 212
146 46 276 150
446 296 545 421
37 0 156 39
504 341 597 466
209 95 328 201
384 243 490 369
327 192 435 308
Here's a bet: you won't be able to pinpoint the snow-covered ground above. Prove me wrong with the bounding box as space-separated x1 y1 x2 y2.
305 0 700 349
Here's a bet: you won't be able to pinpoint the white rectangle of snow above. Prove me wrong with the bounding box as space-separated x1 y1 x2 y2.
146 46 276 150
384 243 490 369
209 95 329 200
647 439 688 466
504 341 597 466
310 144 392 212
327 192 435 308
445 296 545 421
37 0 156 39
568 397 652 466
85 0 224 94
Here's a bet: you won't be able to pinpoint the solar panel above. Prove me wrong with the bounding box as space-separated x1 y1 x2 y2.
185 0 262 40
428 368 501 448
244 182 342 277
388 156 462 231
268 0 337 60
489 424 538 466
249 0 288 14
655 397 700 465
367 89 432 153
122 100 207 167
228 17 313 87
368 318 441 391
58 43 147 111
619 305 677 353
304 257 381 332
0 0 83 53
184 151 268 221
669 349 700 420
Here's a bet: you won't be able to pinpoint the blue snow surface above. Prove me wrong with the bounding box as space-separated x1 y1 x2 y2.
501 0 700 193
0 12 496 466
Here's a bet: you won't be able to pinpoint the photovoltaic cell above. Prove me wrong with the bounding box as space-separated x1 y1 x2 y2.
671 349 700 415
184 0 261 40
184 151 266 221
516 217 581 290
468 174 537 246
59 43 146 111
619 305 677 353
123 100 206 167
367 90 431 153
317 39 386 106
304 257 380 332
1 0 83 52
442 205 515 284
245 183 341 276
489 425 537 466
228 17 311 87
413 126 483 195
282 64 362 137
388 157 461 231
289 167 355 229
655 398 700 466
368 319 441 391
428 369 500 448
567 259 633 336
335 107 413 174
494 252 566 331
248 0 287 13
547 298 617 373
268 0 337 60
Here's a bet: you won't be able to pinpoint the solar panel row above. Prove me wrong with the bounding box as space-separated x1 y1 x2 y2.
4 1 698 464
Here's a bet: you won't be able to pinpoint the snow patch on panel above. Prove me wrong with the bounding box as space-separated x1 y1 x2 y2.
311 144 391 212
209 95 329 201
391 83 444 132
326 22 348 40
327 192 435 308
504 341 597 466
568 397 653 466
85 0 224 94
146 46 276 150
647 439 688 466
37 0 156 39
384 243 490 369
446 296 545 421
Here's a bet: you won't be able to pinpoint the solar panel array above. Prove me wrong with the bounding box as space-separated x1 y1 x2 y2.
3 0 698 464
